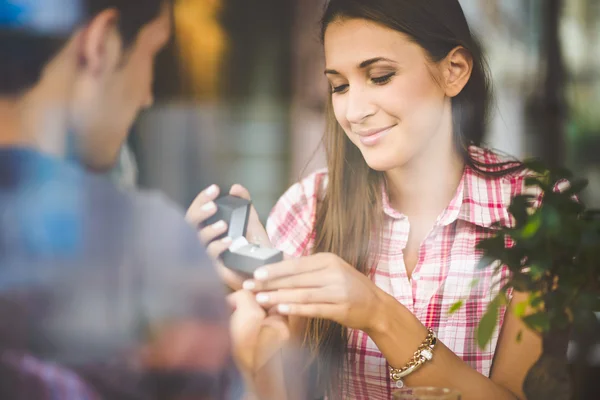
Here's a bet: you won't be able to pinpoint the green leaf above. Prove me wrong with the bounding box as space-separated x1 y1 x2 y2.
553 167 574 180
514 301 528 317
522 312 551 333
476 255 496 270
509 195 536 226
477 299 500 348
511 273 535 292
529 264 546 280
563 178 589 197
529 293 544 308
448 300 464 315
497 292 509 306
557 197 585 215
523 159 549 174
521 212 542 239
524 177 547 190
476 234 505 254
469 279 481 289
573 292 600 313
542 206 561 234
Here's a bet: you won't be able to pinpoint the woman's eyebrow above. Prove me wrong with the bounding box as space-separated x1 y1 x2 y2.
324 57 398 75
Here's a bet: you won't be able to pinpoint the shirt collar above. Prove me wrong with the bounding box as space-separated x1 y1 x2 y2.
381 147 513 228
450 165 512 228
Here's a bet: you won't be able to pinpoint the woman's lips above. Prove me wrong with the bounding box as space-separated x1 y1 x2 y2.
357 125 396 146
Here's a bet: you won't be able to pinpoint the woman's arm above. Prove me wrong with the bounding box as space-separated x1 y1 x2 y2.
488 291 543 399
368 291 541 400
246 253 543 399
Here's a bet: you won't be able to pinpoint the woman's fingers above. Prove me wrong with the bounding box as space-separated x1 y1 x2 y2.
199 220 228 245
186 201 217 227
206 236 233 259
242 270 328 292
229 184 251 200
250 253 332 282
186 184 220 226
275 303 342 320
192 184 220 207
227 289 264 314
254 288 340 307
216 264 246 292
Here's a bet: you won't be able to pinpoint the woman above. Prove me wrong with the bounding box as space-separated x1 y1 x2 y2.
187 0 541 398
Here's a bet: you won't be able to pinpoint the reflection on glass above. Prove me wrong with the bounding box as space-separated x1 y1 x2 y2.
392 387 462 400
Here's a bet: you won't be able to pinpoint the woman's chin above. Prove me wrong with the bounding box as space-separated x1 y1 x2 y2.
363 153 408 172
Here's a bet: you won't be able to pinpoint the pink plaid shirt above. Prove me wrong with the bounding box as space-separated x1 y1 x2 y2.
266 147 532 399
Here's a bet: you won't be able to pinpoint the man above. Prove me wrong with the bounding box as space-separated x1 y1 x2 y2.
0 1 234 398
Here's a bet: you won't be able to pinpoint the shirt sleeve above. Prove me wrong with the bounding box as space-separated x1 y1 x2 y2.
134 192 229 323
266 170 327 258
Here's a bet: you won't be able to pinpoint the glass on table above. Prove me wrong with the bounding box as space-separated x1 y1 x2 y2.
392 387 462 400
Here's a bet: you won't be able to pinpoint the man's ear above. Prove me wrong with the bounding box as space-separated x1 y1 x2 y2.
442 46 473 98
78 8 122 77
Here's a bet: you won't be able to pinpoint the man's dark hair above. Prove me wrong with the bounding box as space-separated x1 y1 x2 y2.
0 0 167 96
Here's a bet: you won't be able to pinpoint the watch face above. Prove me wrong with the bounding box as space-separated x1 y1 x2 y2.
0 0 82 35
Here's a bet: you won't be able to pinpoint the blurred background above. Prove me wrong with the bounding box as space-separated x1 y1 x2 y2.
130 0 600 220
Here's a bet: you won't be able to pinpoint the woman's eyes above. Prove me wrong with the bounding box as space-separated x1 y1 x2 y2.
371 72 396 85
331 84 349 94
330 72 396 94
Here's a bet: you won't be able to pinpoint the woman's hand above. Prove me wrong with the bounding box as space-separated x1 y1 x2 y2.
242 253 387 333
228 290 290 383
186 184 271 290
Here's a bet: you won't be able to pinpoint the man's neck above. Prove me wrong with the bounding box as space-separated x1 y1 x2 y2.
0 88 69 158
0 33 79 158
0 98 28 147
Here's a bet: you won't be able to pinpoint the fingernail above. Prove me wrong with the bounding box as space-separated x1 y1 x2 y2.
242 280 255 290
256 293 269 304
222 236 233 244
213 220 226 230
254 268 268 281
205 185 218 196
278 304 291 314
201 202 216 212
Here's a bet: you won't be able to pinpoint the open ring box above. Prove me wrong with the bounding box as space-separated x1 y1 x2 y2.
203 195 283 277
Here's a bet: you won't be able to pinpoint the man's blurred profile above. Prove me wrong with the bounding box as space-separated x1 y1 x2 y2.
0 1 231 398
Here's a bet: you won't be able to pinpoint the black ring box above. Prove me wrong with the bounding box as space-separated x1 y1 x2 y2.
203 195 283 276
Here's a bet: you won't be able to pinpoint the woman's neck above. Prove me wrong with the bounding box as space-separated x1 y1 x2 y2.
385 139 465 221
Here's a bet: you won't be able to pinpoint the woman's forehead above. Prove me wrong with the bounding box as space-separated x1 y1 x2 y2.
324 20 422 70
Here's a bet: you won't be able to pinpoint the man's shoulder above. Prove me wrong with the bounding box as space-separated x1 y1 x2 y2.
126 189 203 255
0 148 207 265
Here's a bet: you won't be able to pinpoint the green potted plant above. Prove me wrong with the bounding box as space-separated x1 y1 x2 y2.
460 160 600 400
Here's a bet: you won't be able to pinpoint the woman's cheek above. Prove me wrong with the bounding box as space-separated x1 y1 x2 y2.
331 97 347 128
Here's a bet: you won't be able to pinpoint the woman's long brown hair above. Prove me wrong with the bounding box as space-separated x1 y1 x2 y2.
305 1 524 397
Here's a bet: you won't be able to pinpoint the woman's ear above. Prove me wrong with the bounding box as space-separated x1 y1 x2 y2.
442 46 473 98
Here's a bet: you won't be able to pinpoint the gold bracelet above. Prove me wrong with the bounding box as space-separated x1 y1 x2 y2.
389 327 437 389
